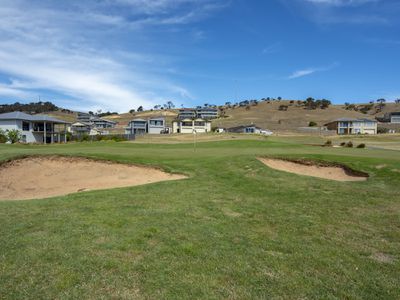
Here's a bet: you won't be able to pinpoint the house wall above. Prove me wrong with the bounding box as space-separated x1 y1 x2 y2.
334 121 377 135
172 120 211 133
0 119 41 143
391 115 400 123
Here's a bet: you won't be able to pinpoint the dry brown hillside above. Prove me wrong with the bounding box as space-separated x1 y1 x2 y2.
213 100 374 132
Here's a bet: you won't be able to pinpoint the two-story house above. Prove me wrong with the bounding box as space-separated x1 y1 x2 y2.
325 118 377 135
0 111 69 143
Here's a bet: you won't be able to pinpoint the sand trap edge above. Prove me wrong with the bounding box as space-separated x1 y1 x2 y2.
257 157 369 181
0 155 188 201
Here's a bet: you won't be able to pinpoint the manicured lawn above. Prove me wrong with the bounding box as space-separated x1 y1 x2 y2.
0 138 399 299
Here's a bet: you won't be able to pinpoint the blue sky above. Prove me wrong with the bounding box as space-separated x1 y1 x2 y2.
0 0 399 112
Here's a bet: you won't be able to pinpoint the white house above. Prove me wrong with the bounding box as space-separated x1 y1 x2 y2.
172 118 211 133
226 124 272 135
125 117 167 135
325 118 378 135
0 111 69 143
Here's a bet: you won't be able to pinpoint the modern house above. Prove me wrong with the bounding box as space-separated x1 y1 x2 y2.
70 122 108 136
0 111 69 143
177 108 219 120
172 118 211 133
77 112 117 129
325 118 377 135
389 112 400 123
226 124 273 135
125 117 167 135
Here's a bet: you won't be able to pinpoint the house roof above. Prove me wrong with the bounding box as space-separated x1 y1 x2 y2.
390 112 400 116
0 111 70 124
328 118 377 123
228 124 261 130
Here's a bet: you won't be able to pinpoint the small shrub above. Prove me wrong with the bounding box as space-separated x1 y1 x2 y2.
357 143 366 148
0 129 7 143
7 129 21 143
346 141 353 148
79 134 90 142
340 142 346 147
308 121 317 127
324 140 332 146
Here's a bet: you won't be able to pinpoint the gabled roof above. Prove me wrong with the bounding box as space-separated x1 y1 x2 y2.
0 111 70 123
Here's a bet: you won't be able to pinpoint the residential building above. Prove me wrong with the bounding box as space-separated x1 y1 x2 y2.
226 124 273 135
196 108 218 119
177 108 219 120
325 118 377 135
390 112 400 123
77 112 117 129
125 118 147 135
125 117 167 135
172 118 211 133
0 111 69 143
70 122 109 136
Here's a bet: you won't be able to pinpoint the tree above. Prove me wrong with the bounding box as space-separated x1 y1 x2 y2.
7 129 21 143
137 106 143 112
225 102 232 107
166 101 175 109
277 97 282 101
320 99 331 109
395 99 400 104
308 121 317 127
129 109 135 114
305 97 315 110
377 98 386 110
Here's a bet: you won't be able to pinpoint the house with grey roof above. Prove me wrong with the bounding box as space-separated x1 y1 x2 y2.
325 118 377 135
0 111 70 143
125 117 168 135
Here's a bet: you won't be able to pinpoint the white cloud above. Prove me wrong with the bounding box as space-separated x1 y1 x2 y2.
288 63 338 79
0 0 226 112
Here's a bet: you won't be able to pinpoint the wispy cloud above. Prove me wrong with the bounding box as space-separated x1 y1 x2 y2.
280 0 398 25
0 0 227 112
262 42 282 55
288 63 339 79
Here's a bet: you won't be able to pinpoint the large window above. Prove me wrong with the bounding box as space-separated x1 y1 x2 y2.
22 121 30 131
150 120 164 126
181 122 193 127
194 121 205 126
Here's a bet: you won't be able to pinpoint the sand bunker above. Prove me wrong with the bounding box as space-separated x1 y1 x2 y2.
258 158 368 182
0 156 186 200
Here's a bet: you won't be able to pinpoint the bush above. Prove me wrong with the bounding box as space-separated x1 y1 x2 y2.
0 129 7 143
377 127 389 134
308 121 317 127
324 140 332 146
357 143 366 148
340 142 346 147
7 129 21 143
346 141 353 148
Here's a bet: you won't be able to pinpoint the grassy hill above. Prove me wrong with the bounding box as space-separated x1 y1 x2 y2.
42 100 400 133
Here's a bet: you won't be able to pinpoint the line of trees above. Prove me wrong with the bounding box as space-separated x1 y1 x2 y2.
0 101 59 114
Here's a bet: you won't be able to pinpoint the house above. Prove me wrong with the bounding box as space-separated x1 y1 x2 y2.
77 112 117 129
125 117 167 135
70 122 108 136
177 108 219 120
172 118 211 133
0 111 69 143
125 118 147 135
390 112 400 123
196 108 218 119
226 124 272 135
325 118 377 135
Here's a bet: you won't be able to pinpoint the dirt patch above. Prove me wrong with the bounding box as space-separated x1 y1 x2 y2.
0 156 186 201
258 157 368 182
370 252 395 264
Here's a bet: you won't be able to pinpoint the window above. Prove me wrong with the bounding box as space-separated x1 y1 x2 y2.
181 122 193 127
22 121 30 131
150 120 164 126
245 127 255 133
194 121 205 126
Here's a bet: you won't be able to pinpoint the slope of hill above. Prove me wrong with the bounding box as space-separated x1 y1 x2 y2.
213 100 372 132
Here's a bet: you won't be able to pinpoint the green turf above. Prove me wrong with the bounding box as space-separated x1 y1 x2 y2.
0 138 399 299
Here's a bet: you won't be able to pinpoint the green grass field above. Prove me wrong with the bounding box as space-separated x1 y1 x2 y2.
0 137 399 299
